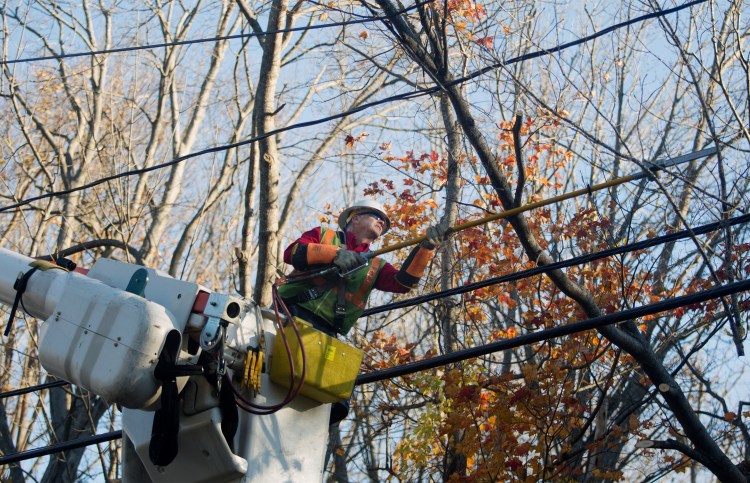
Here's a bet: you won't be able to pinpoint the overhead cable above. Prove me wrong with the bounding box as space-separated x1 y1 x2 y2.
0 82 424 213
5 210 746 401
455 0 708 87
0 431 122 466
0 210 740 409
0 379 68 399
4 276 747 464
0 0 704 214
356 277 750 385
0 1 431 66
363 211 750 317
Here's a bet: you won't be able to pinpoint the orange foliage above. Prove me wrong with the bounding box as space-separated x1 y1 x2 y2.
346 115 733 481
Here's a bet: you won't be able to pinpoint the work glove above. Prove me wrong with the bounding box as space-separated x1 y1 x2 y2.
333 249 367 273
421 222 451 250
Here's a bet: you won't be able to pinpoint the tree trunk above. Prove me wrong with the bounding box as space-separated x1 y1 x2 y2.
251 0 286 306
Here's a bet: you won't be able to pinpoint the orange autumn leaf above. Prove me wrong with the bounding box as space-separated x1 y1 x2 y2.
475 36 494 49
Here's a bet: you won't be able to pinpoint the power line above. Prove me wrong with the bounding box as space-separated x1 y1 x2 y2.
455 0 708 87
363 211 750 317
0 84 427 214
0 0 704 214
4 210 746 401
3 276 747 464
0 2 430 66
0 379 68 399
0 431 121 466
356 277 750 385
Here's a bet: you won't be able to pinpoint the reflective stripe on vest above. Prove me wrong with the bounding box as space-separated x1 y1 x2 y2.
344 258 382 309
320 228 337 245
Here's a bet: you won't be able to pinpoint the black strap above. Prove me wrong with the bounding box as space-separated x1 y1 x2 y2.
5 259 71 337
282 278 340 305
334 279 347 329
284 278 348 332
149 372 179 466
4 267 39 337
149 332 202 466
284 305 338 336
219 375 239 452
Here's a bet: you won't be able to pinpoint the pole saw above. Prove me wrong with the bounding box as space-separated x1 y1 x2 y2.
280 147 716 281
372 146 717 257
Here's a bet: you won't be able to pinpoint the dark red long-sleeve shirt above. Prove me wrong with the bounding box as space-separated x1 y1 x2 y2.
283 227 413 293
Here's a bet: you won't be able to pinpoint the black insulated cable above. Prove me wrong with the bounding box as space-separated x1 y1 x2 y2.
362 211 750 317
4 276 747 465
0 0 707 214
0 379 69 399
456 0 708 88
2 211 747 407
0 1 434 66
356 277 750 385
3 214 748 401
0 431 122 466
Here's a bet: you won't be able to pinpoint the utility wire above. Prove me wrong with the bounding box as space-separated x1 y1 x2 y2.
0 2 431 66
3 276 748 464
452 0 708 88
363 211 750 316
0 431 121 466
0 379 68 399
3 212 746 399
0 0 703 214
0 84 426 213
356 277 750 385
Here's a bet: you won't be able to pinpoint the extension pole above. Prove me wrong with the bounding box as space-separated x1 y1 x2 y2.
372 147 717 256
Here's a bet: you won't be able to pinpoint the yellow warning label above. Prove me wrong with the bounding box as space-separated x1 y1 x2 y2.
324 345 336 361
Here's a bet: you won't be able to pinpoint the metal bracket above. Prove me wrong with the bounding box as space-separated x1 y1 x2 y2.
640 146 718 176
203 293 243 323
200 317 223 351
199 293 244 352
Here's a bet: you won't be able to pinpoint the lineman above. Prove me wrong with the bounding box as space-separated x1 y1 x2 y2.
278 198 449 422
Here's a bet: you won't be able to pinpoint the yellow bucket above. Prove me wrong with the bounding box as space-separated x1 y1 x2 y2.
269 319 364 403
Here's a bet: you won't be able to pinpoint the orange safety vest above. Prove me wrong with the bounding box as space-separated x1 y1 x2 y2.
278 227 386 335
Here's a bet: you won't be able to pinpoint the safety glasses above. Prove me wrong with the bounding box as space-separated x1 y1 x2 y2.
359 211 386 223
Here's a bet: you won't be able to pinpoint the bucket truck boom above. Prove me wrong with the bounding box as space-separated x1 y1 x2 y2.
0 247 351 482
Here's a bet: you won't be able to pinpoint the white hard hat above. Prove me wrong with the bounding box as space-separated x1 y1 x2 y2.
338 199 391 234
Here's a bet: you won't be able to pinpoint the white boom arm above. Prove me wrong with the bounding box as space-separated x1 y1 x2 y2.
0 247 331 482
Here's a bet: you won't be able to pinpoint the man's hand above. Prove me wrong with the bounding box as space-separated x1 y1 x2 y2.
421 222 451 249
333 249 367 273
